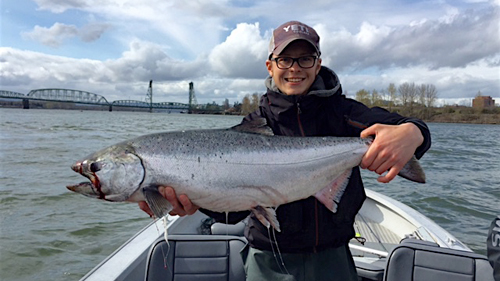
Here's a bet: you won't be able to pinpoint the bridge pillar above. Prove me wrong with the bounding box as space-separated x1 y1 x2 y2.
109 105 112 112
22 99 30 109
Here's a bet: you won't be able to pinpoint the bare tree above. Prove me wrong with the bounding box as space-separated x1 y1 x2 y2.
251 93 260 112
241 93 261 115
241 95 252 115
387 83 397 110
371 89 384 107
424 84 438 108
398 83 411 107
398 82 417 115
418 84 427 106
356 89 371 106
223 98 230 110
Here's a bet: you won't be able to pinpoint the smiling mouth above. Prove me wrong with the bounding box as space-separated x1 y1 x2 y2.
285 78 304 83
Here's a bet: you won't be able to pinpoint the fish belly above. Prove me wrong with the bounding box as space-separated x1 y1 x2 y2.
142 145 366 213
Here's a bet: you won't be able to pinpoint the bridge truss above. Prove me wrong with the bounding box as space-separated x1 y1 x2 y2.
27 88 109 104
0 87 191 111
0 90 26 98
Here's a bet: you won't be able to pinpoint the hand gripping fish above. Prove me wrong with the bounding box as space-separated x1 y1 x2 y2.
67 119 425 231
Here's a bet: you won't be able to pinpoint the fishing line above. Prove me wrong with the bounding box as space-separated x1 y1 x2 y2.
152 215 172 271
162 216 171 270
271 226 290 275
265 207 290 275
266 226 285 274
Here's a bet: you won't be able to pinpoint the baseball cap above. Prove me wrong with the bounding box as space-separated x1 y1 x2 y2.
268 21 321 58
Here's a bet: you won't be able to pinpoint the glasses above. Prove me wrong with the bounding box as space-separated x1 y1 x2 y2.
270 56 318 69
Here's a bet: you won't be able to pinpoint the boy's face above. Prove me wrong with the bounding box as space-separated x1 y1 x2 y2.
266 40 322 96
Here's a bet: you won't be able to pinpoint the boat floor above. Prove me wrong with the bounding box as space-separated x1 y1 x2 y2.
350 213 401 257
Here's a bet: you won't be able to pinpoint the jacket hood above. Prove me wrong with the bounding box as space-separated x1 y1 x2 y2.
265 66 342 98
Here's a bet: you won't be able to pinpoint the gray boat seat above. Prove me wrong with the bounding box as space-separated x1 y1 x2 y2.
355 259 386 281
211 221 246 236
144 235 247 281
384 238 494 281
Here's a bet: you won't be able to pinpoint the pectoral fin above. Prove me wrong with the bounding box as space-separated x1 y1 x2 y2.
315 169 352 213
252 206 280 232
143 186 173 219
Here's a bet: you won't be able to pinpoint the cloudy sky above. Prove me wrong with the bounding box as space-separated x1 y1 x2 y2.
1 0 499 106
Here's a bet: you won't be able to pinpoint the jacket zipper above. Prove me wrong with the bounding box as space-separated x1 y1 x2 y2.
296 102 320 251
296 103 305 137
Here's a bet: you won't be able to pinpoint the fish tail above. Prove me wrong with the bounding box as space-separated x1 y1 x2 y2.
398 156 426 183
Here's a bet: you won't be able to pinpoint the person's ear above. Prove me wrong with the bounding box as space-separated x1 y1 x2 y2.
315 58 322 75
266 60 273 76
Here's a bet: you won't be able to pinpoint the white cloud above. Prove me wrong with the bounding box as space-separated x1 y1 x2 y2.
318 6 500 72
33 0 91 13
22 22 110 47
22 23 79 47
79 23 111 42
208 22 268 79
2 0 499 106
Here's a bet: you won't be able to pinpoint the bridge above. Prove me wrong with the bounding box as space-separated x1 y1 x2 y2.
0 88 191 112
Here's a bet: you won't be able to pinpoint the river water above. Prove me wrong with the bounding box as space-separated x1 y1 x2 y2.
0 108 498 281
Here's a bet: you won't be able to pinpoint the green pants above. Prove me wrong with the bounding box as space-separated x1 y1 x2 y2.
243 244 358 281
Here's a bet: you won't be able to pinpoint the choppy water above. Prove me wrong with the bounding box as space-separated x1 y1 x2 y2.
0 108 498 281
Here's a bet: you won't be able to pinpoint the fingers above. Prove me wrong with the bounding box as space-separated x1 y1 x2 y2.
138 186 199 218
360 123 422 183
359 124 380 169
159 186 185 216
360 124 378 139
159 186 199 216
377 165 401 183
138 201 154 217
178 194 198 215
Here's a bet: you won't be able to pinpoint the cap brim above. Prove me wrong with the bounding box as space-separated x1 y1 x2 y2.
271 36 320 56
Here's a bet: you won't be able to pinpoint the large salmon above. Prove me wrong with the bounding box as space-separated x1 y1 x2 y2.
67 119 425 231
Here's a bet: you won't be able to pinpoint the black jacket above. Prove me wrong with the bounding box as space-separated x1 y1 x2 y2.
202 66 431 253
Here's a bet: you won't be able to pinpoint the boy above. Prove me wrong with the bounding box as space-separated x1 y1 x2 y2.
140 20 431 281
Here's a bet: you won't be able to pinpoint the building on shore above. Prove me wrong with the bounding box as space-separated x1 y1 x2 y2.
472 95 495 109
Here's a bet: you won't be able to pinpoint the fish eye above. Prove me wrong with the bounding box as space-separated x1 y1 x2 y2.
90 162 102 173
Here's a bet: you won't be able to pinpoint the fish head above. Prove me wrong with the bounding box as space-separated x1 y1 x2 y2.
67 144 145 202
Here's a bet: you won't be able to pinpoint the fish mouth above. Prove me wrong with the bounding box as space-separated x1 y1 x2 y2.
66 182 102 199
69 162 105 199
67 181 96 192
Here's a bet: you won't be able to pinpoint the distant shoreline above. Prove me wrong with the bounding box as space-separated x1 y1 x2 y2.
1 102 499 125
424 113 499 124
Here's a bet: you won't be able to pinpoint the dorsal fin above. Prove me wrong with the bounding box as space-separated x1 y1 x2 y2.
231 118 274 136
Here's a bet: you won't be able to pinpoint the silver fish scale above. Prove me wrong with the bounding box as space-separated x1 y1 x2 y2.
126 129 370 212
129 129 369 163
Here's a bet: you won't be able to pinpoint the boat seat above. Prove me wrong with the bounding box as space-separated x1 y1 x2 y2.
355 259 386 281
384 238 494 281
211 221 246 236
144 235 247 281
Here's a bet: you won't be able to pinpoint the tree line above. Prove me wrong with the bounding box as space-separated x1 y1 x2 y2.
202 82 498 123
236 83 438 118
197 93 260 115
354 82 438 119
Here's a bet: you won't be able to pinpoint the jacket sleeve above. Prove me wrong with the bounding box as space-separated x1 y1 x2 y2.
343 97 431 159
